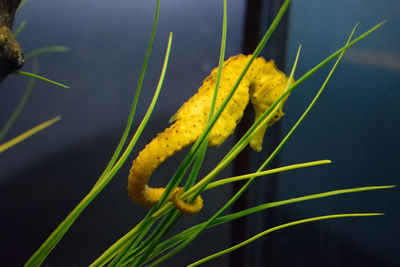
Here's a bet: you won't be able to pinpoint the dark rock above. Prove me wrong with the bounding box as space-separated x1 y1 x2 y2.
0 0 23 83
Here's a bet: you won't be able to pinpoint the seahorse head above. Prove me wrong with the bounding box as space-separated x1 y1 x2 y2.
248 59 292 151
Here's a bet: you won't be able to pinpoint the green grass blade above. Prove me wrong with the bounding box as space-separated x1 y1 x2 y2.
91 217 157 267
208 0 227 121
107 217 159 267
114 31 174 183
151 0 292 222
192 0 292 158
14 71 69 89
89 1 165 262
156 0 292 210
258 24 359 172
129 210 182 266
127 2 230 266
189 0 228 191
146 2 292 265
25 18 170 267
0 116 61 153
174 0 228 198
291 21 385 90
24 46 69 59
206 159 331 190
87 31 173 267
2 47 68 142
0 57 38 142
188 213 384 267
183 0 228 191
17 0 30 11
218 186 393 223
14 20 27 38
147 185 393 263
151 0 230 213
95 0 161 185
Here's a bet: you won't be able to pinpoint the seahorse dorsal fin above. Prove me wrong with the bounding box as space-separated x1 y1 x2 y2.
168 112 178 123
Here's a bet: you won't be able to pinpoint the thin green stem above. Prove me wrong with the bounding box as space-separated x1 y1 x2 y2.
17 0 30 11
153 0 292 215
258 24 359 172
14 71 69 89
176 0 228 198
1 47 68 143
0 57 38 142
206 160 331 190
24 46 69 59
146 2 292 265
188 213 384 266
208 0 227 121
290 21 385 90
126 2 230 266
88 31 173 267
184 0 228 191
14 20 27 37
91 218 157 267
178 0 228 204
131 211 181 266
189 21 360 204
150 0 292 221
95 0 161 185
108 217 157 267
0 116 61 153
150 0 228 215
145 185 394 264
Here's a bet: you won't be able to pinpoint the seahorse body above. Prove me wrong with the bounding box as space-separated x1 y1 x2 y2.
128 54 291 214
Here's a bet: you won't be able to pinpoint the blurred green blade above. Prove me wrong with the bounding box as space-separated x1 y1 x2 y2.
25 46 69 59
206 160 331 190
14 71 69 89
14 20 27 37
188 213 384 267
0 116 61 153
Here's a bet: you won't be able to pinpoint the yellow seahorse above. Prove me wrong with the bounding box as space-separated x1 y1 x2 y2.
127 54 291 215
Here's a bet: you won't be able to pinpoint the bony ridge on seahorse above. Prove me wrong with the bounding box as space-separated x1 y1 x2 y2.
127 54 292 215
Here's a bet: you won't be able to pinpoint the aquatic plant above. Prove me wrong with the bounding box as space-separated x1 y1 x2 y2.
2 0 392 266
0 0 68 153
